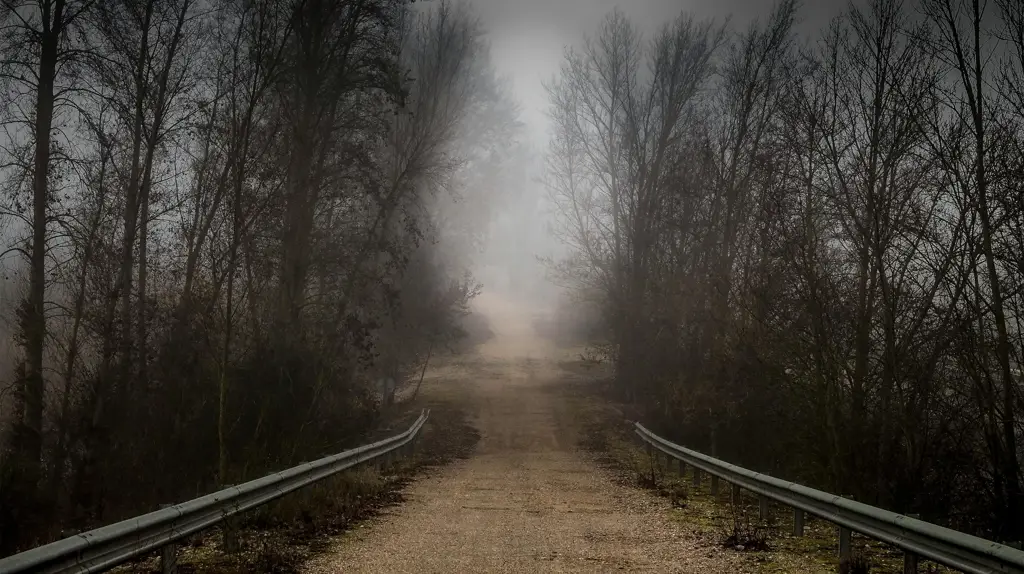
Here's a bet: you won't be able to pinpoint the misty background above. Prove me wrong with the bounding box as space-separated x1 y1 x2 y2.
3 0 1024 562
470 0 844 316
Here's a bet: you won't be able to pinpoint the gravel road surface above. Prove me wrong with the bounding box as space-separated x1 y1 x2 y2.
305 294 750 573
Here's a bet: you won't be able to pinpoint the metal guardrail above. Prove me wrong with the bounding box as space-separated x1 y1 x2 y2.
634 422 1024 574
0 409 430 574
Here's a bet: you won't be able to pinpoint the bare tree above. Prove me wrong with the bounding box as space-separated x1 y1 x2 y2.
920 0 1022 536
0 0 91 551
548 0 1023 538
546 10 723 402
0 0 515 552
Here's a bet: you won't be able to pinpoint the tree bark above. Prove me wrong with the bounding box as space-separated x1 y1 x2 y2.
20 0 68 497
116 0 155 392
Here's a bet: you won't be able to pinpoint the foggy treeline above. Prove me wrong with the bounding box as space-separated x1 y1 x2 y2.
0 0 518 552
548 0 1024 540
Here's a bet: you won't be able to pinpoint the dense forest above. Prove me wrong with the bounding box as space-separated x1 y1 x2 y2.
547 0 1024 542
0 0 519 554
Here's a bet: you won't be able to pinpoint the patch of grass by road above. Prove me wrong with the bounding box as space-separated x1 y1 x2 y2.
557 358 950 574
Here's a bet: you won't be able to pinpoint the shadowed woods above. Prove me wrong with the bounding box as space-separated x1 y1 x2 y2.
543 0 1024 544
0 0 521 556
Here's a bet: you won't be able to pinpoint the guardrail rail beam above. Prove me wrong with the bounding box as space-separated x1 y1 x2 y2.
0 410 430 574
632 421 1024 574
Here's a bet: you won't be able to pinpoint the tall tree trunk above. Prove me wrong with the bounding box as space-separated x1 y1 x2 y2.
277 104 317 336
974 79 1021 540
117 0 155 392
4 0 69 552
50 146 108 512
1 0 69 553
219 112 249 485
19 0 67 497
136 166 152 390
926 0 1022 536
963 0 1020 536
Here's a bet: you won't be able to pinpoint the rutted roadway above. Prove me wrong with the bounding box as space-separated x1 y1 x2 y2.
305 293 750 573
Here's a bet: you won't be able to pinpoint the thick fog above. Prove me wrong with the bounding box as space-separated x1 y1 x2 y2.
4 0 1024 557
467 0 845 318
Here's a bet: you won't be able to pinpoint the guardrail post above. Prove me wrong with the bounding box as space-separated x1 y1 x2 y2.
692 467 701 490
222 491 240 554
793 508 804 536
161 541 178 574
903 551 918 574
678 460 685 476
731 483 740 505
838 526 851 562
223 517 240 553
711 474 720 496
837 495 853 564
159 505 177 574
903 514 920 573
759 495 769 521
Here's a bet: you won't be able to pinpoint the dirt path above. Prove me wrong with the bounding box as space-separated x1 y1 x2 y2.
305 294 749 573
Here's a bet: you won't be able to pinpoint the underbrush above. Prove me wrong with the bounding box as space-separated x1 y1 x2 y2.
558 358 953 574
722 512 773 552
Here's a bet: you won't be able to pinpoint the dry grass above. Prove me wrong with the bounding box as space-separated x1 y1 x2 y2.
559 358 955 574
